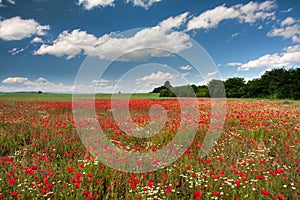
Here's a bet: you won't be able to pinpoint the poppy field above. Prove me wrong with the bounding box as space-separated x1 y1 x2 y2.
0 95 299 199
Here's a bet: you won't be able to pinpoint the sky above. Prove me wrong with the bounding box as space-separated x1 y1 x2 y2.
0 0 300 93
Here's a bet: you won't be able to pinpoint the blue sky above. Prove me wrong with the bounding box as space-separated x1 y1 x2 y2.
0 0 300 93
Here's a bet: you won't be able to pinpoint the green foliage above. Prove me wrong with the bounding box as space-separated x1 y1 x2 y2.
207 79 226 98
245 68 300 100
224 77 246 98
159 89 175 97
157 68 300 99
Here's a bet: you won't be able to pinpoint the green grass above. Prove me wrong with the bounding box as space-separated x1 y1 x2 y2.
0 93 161 101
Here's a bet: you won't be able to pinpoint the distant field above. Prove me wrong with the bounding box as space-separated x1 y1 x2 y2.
0 93 160 101
0 93 299 106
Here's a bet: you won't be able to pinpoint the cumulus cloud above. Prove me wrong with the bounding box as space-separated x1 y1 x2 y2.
204 71 218 80
126 0 161 9
77 0 161 10
9 47 24 55
281 8 293 13
92 79 110 86
78 0 114 10
34 12 191 61
7 0 15 4
238 44 300 71
187 1 276 31
136 71 178 85
34 29 98 59
92 79 110 83
281 17 295 26
31 37 43 43
227 62 242 66
0 16 49 41
0 77 116 93
180 65 192 70
2 77 28 84
267 17 300 43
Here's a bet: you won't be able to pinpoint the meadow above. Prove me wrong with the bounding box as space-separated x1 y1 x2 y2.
0 94 299 199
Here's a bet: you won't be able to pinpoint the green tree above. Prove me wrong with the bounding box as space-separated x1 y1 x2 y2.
224 77 246 98
207 79 226 98
164 81 172 89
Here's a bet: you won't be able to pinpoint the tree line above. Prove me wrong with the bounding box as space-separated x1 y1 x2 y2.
152 68 300 100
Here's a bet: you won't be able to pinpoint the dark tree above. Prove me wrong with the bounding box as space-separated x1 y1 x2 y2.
164 81 172 89
207 79 226 98
224 77 246 98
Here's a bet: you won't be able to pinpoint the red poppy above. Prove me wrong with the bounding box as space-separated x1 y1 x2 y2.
83 190 90 196
277 194 284 200
213 191 220 196
261 189 270 195
194 190 202 200
67 167 74 173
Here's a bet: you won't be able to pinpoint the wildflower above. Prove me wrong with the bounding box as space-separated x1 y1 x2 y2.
278 194 284 200
67 167 74 173
9 177 17 186
76 172 82 179
235 180 241 187
261 189 270 195
256 175 264 180
11 192 17 197
194 190 202 200
83 190 90 196
213 191 220 196
130 184 137 190
87 173 94 178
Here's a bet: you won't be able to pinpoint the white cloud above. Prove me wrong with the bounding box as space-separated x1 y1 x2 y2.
92 79 110 86
182 72 189 77
126 0 161 9
92 79 109 83
187 1 276 31
267 17 300 43
204 71 218 80
238 0 276 23
34 29 98 59
2 77 28 84
180 65 192 70
0 0 15 6
187 5 239 31
195 71 219 86
9 47 24 55
281 17 295 26
227 62 242 66
238 44 300 71
158 12 188 30
34 12 191 61
281 8 293 13
36 77 48 82
7 0 15 4
231 32 240 38
0 77 116 93
78 0 114 10
136 71 178 85
0 16 49 41
31 37 43 43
